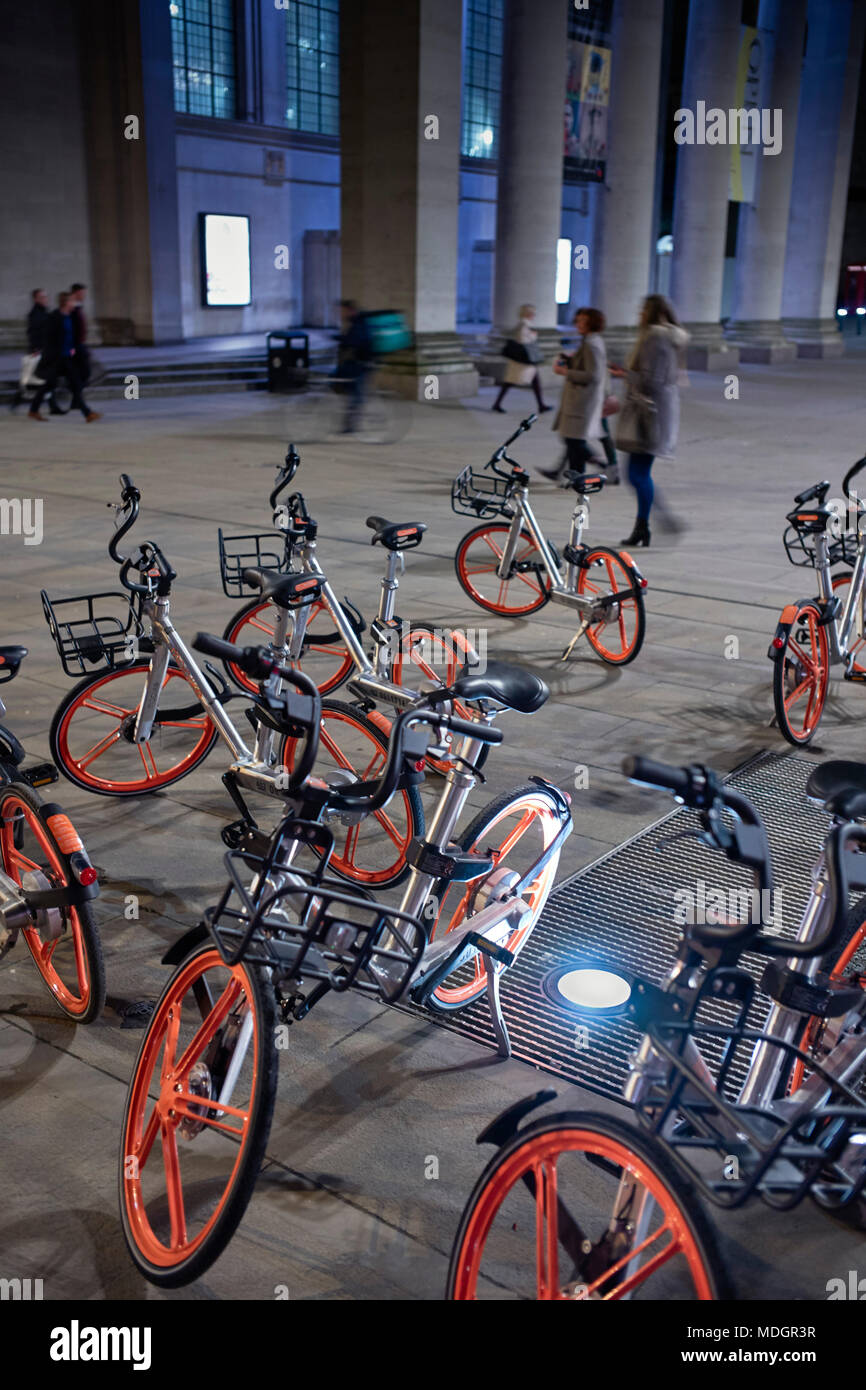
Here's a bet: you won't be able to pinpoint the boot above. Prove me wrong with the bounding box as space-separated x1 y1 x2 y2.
621 518 650 547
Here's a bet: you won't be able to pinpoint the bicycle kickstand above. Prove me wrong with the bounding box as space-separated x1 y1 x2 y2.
484 951 512 1059
561 621 590 663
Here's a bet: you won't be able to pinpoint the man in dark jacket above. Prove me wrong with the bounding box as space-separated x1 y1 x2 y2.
29 292 100 422
69 282 91 385
11 290 60 412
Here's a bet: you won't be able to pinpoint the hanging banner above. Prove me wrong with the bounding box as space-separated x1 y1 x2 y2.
729 26 770 204
564 40 611 183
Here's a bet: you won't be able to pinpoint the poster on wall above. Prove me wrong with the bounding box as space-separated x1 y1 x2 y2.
564 40 611 182
200 213 252 307
729 26 771 203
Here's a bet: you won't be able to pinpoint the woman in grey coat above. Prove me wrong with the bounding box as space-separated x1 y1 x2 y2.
610 294 689 547
541 306 607 479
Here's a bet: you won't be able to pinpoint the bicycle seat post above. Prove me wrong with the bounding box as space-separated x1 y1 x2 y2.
372 548 404 679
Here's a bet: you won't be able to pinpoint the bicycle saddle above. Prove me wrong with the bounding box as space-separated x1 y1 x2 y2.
449 660 549 714
365 516 427 551
806 760 866 820
241 568 323 609
0 645 28 681
562 471 606 495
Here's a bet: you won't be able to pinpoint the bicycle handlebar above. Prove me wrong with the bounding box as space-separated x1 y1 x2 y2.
485 415 537 471
623 755 861 961
842 454 866 501
269 444 301 512
193 632 322 791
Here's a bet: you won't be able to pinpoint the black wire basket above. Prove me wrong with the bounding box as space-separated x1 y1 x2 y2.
204 821 426 1003
630 967 866 1214
40 588 142 678
782 524 858 569
451 465 517 520
217 528 294 599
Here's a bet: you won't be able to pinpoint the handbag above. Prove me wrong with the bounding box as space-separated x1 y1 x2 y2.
615 389 657 453
502 338 531 364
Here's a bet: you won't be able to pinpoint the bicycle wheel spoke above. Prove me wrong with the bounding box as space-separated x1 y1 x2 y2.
174 978 244 1080
584 1222 679 1301
160 1126 188 1251
82 696 132 719
533 1157 560 1299
77 727 123 770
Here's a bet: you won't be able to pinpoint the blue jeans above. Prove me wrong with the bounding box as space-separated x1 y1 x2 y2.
627 452 655 521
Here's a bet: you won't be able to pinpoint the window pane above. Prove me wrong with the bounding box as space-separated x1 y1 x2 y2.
462 0 503 159
170 0 236 120
285 0 339 136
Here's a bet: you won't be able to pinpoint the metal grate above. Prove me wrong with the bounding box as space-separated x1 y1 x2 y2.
412 752 866 1102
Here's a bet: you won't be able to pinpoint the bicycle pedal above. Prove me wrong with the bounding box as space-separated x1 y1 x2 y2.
844 668 866 683
22 761 58 788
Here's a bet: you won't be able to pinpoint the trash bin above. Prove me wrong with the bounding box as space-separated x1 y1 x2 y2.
267 331 310 391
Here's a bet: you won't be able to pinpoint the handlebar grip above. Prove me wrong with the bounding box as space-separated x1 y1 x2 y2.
119 473 134 492
193 632 243 665
440 714 503 745
623 756 694 798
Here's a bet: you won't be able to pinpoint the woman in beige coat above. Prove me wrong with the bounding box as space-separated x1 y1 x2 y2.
492 304 551 413
541 306 607 479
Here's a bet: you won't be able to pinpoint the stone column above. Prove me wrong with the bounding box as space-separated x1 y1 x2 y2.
594 0 666 360
781 0 866 357
669 0 741 371
339 0 477 399
724 0 807 362
483 0 569 380
79 0 183 343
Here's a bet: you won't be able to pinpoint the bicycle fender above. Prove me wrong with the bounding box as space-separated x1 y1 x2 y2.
768 599 819 661
162 922 210 965
476 1090 559 1148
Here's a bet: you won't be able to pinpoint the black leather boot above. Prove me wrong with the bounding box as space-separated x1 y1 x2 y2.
621 518 650 547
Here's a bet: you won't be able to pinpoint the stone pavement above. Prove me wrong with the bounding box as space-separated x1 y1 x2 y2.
1 350 865 1300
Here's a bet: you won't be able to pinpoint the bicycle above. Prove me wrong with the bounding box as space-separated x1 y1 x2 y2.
218 449 502 887
770 454 866 745
0 643 103 1021
118 632 572 1286
452 416 648 664
280 368 411 445
448 754 866 1300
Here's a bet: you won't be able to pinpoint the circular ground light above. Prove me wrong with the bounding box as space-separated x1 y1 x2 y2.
542 965 633 1019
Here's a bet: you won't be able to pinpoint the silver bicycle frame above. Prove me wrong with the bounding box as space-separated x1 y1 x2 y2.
496 486 595 615
814 527 866 669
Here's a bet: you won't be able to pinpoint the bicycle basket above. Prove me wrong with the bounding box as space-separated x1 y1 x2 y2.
451 465 517 520
783 523 858 569
631 967 866 1214
217 528 293 599
40 588 143 678
205 826 426 1002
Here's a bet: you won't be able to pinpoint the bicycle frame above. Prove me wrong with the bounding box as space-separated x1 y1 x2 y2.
496 482 599 616
810 528 866 670
131 591 302 804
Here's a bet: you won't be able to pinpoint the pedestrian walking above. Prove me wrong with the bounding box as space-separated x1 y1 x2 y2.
493 304 551 414
610 294 689 547
69 282 91 385
11 290 61 412
540 306 607 480
28 292 101 422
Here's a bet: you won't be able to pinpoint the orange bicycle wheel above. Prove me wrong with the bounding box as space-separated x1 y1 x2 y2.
50 663 218 796
0 782 104 1022
576 547 646 665
448 1111 727 1300
425 784 564 1014
119 943 277 1287
222 596 354 697
455 523 552 616
772 601 830 745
